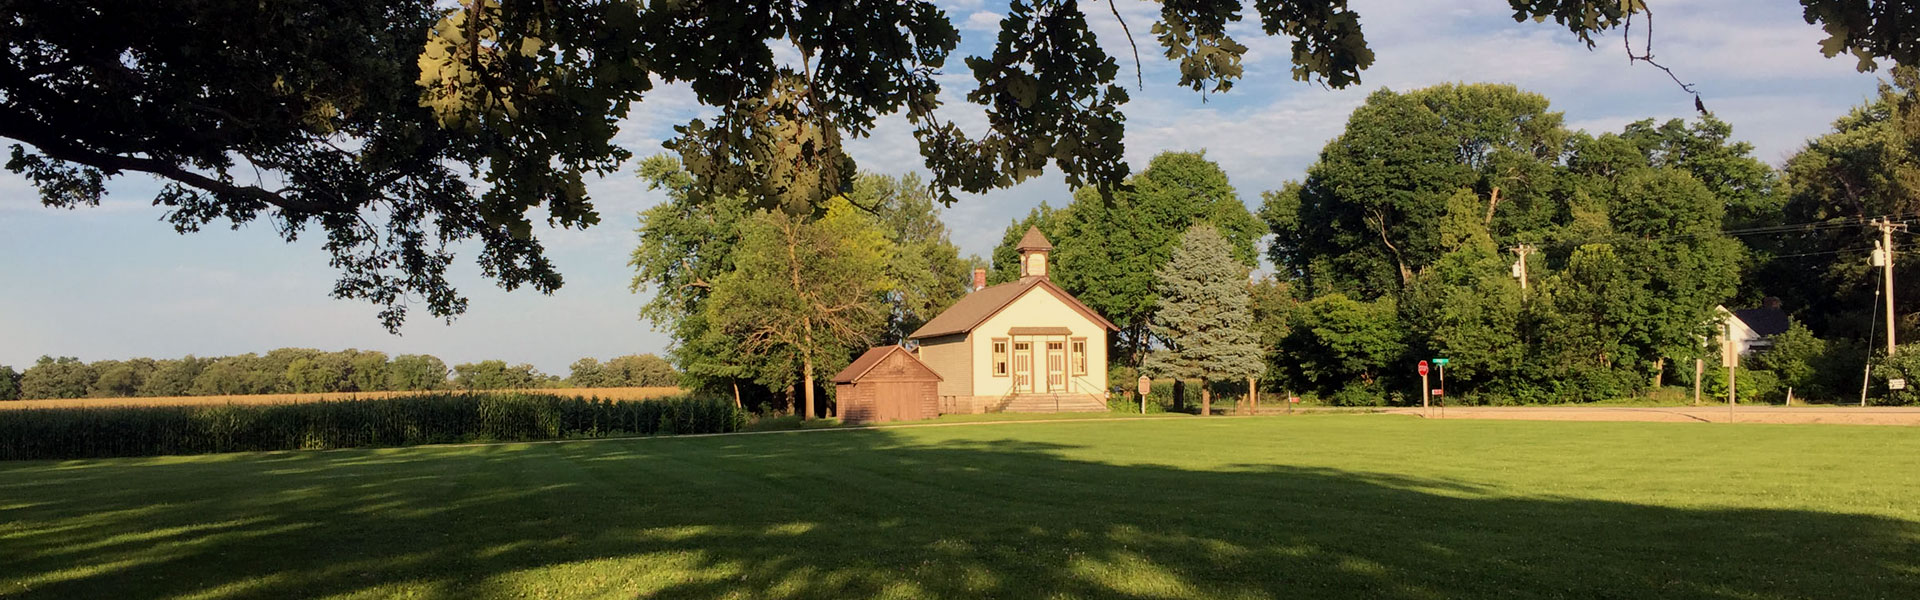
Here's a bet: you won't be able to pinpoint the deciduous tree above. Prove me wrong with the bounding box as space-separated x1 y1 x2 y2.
388 355 451 391
1265 84 1569 298
1278 295 1405 405
1400 189 1526 398
88 358 156 398
705 199 892 419
1529 245 1645 401
605 354 681 388
631 155 760 398
854 173 971 343
20 356 94 400
568 358 610 388
1749 321 1831 399
1759 68 1920 342
139 357 208 397
0 365 20 401
452 360 551 390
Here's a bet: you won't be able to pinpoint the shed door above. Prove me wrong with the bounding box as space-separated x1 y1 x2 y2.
875 382 913 422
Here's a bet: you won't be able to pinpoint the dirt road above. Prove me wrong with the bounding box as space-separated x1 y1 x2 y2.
1377 405 1920 425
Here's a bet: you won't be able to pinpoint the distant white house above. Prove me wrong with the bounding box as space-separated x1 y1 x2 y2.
1716 299 1791 356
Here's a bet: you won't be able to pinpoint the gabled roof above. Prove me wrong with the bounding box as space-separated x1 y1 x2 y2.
1016 226 1053 251
1732 307 1791 337
833 345 942 384
908 277 1118 339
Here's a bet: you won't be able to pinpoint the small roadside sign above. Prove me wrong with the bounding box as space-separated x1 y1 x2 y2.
1431 389 1443 396
1892 378 1908 390
1432 358 1450 366
1288 396 1301 404
1137 375 1151 396
1417 360 1429 376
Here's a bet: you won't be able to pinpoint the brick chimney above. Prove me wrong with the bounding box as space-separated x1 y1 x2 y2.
972 268 987 292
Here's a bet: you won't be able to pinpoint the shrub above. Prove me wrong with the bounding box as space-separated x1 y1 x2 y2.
1325 382 1387 407
1870 343 1920 406
1703 366 1777 404
0 392 746 461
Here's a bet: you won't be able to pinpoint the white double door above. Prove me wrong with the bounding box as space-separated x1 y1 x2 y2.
1012 339 1067 394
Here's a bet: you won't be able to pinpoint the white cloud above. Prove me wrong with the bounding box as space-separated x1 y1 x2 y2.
963 10 1003 31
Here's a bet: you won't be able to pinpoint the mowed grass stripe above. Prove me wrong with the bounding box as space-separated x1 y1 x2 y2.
1 416 1916 599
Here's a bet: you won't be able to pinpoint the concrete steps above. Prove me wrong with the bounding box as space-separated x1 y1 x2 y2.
996 393 1108 413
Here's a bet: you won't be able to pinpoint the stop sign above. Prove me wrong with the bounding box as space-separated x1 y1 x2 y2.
1418 360 1429 376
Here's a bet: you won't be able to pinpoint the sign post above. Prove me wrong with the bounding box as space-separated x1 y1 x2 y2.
1137 375 1151 415
1432 358 1450 418
1417 360 1430 415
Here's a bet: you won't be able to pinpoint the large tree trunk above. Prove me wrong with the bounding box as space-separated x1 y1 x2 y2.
802 352 815 420
785 383 795 415
1201 377 1212 416
1248 376 1257 414
1172 379 1186 411
732 379 742 408
1653 357 1665 389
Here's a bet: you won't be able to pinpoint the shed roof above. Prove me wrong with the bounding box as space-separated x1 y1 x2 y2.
907 277 1117 339
832 345 943 384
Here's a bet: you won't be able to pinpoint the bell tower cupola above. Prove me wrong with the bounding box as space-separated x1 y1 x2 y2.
1016 226 1052 280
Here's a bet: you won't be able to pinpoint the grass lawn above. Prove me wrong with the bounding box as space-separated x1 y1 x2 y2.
3 416 1916 599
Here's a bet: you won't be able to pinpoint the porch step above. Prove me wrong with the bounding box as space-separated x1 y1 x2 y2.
997 393 1108 413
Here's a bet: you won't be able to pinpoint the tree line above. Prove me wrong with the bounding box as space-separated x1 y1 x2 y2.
987 78 1920 406
0 351 679 401
633 75 1920 411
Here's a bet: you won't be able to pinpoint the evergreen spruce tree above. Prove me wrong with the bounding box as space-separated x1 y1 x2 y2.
1145 225 1265 415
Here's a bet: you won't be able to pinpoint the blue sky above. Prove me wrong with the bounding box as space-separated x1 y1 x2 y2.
0 0 1891 374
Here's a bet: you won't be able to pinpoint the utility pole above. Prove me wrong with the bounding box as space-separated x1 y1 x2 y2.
1873 217 1904 355
1510 244 1535 291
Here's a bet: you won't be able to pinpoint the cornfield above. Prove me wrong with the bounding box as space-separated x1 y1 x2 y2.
0 391 744 461
0 386 685 410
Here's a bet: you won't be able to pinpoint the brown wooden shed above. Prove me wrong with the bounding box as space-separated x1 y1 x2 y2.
833 345 943 424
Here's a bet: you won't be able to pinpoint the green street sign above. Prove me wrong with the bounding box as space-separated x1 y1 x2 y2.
1432 358 1450 365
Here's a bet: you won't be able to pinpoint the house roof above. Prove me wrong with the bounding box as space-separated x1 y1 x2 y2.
1732 307 1791 337
908 278 1118 339
1016 226 1053 251
832 345 942 384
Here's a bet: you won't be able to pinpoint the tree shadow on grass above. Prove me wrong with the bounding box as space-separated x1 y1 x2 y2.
1 429 1915 599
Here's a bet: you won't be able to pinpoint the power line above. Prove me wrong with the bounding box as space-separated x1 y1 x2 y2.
1764 247 1876 260
1521 213 1920 250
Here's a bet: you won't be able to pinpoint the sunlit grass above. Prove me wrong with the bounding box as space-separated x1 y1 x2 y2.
2 416 1916 599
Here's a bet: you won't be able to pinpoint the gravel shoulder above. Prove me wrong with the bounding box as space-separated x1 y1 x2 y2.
1375 405 1920 425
